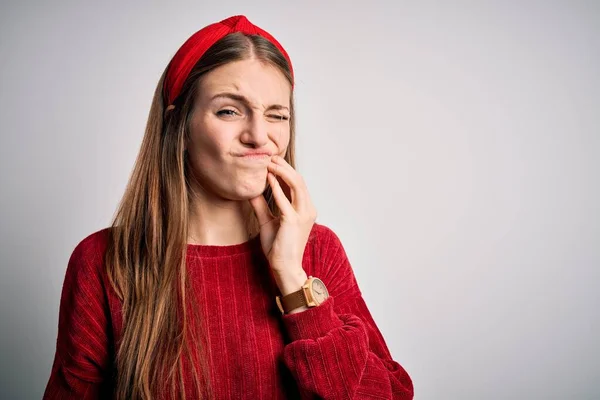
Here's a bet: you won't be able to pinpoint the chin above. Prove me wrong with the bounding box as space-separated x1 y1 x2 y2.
224 177 268 201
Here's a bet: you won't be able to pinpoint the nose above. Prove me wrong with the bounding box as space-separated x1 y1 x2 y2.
240 113 270 148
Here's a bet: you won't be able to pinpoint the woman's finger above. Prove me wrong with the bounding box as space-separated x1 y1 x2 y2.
268 156 309 211
267 172 295 216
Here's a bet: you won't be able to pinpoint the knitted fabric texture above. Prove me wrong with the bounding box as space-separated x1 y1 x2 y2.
43 223 413 399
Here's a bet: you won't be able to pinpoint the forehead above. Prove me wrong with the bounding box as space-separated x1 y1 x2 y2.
197 59 291 104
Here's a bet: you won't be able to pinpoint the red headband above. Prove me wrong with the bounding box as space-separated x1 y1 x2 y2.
163 15 294 106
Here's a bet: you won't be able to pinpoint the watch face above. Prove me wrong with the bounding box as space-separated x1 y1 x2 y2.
311 278 329 303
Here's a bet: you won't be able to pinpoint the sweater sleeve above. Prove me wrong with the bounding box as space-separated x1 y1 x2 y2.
280 226 414 399
43 234 112 399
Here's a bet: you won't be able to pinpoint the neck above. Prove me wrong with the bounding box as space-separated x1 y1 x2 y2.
187 185 256 246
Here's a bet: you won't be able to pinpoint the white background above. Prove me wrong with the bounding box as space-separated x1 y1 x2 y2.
1 1 598 398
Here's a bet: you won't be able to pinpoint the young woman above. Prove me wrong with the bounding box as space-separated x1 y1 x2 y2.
43 15 414 400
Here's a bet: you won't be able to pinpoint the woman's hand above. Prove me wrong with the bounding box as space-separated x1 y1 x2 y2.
249 155 317 275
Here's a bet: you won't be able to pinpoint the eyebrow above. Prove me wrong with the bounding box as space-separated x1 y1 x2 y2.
210 92 289 112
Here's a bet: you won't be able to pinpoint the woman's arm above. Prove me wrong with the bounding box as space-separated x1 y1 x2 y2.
281 225 414 400
43 234 112 399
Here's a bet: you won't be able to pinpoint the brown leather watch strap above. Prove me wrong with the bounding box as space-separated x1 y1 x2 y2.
281 288 306 313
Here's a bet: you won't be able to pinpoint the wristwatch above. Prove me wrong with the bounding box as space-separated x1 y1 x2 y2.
276 276 330 314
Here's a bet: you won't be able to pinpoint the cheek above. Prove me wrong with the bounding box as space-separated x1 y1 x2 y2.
189 117 234 159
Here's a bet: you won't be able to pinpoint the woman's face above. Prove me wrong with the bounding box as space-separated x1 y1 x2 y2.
187 58 291 201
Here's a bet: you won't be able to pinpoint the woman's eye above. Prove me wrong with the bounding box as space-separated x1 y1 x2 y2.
217 109 239 117
268 114 289 121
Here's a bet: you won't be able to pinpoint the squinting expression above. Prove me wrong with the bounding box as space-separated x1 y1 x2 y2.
187 58 291 201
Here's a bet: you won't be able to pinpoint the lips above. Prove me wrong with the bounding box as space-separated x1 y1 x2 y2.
238 154 271 161
237 151 272 157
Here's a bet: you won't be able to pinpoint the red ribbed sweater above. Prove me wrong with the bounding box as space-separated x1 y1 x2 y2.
43 223 413 399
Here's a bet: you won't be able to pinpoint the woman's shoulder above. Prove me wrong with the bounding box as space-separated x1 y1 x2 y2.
65 227 113 281
308 222 345 251
71 227 112 258
305 222 352 269
306 222 361 301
